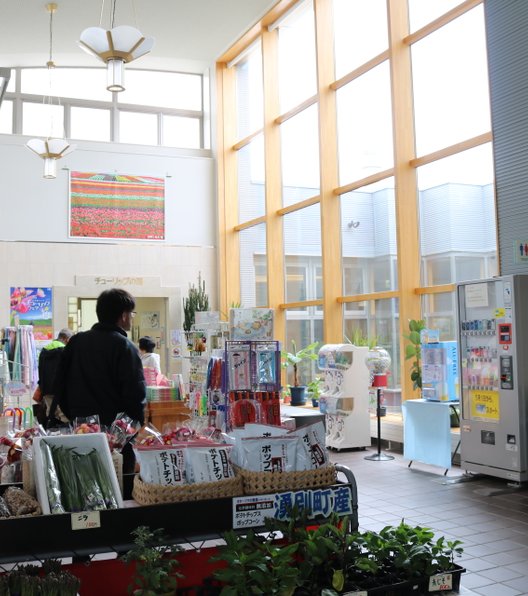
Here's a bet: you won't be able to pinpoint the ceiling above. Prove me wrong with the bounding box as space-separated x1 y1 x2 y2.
0 0 278 73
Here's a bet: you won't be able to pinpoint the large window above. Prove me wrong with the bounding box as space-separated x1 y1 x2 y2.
217 0 496 398
1 67 205 149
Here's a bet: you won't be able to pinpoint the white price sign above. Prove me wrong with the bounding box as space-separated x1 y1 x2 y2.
233 494 275 529
71 511 101 531
428 572 452 591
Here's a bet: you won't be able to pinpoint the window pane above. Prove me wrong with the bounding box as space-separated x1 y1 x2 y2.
281 105 320 207
21 68 111 102
236 42 263 138
22 102 64 137
425 258 452 286
240 224 267 308
283 204 322 302
343 298 400 388
163 115 200 148
418 144 496 285
333 0 388 79
412 6 491 156
341 178 398 294
71 106 110 142
238 134 265 222
285 312 324 386
119 111 158 145
278 0 317 113
421 293 456 341
408 0 464 33
337 62 393 185
119 70 202 111
0 100 13 133
455 256 482 283
5 69 15 92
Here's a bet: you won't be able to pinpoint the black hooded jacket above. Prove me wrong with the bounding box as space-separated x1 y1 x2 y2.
54 322 146 426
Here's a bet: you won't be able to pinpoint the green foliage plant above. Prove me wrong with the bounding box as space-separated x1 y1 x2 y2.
307 376 323 400
281 340 319 387
212 529 299 595
183 272 210 332
344 328 379 349
120 526 183 596
404 319 426 390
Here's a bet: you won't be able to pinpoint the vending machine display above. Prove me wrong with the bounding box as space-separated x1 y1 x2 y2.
457 274 528 482
317 344 370 450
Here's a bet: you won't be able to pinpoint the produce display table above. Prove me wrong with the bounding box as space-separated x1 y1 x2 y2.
0 464 358 565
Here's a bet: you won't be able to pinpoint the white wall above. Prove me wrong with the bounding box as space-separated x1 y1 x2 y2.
0 134 219 358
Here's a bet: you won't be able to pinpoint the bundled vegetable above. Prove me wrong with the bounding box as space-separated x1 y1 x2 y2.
40 441 65 515
41 441 119 513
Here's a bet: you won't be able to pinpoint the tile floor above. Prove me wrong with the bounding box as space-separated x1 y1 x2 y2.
328 446 528 595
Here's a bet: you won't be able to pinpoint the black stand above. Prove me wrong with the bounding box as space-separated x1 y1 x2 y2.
365 387 394 461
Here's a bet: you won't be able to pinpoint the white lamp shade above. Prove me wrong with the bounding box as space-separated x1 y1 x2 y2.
26 137 76 158
78 25 154 64
26 137 76 178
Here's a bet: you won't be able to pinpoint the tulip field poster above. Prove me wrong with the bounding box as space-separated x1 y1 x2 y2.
10 287 53 340
69 171 165 240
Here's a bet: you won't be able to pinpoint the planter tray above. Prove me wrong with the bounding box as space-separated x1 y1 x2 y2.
344 564 465 595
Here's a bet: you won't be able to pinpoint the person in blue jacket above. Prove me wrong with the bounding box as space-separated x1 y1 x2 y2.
54 288 146 473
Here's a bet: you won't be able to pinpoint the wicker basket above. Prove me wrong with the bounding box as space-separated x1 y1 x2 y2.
235 464 337 496
132 473 244 505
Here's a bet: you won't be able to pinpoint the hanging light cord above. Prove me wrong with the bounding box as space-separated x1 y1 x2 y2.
111 0 117 29
48 8 54 65
99 0 105 27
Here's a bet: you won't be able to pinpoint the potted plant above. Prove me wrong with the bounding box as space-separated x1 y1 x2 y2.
281 341 319 406
212 529 299 595
404 319 426 394
120 526 183 595
307 376 323 408
211 512 465 595
183 273 210 333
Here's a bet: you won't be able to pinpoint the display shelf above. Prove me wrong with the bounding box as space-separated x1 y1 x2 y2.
0 464 358 565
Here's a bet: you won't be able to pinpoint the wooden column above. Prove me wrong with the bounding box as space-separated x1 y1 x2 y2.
387 0 422 399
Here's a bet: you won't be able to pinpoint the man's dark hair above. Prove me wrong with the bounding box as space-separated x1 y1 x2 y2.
96 289 135 324
139 336 156 353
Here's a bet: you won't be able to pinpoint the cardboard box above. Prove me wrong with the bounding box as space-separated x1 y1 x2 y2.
33 433 124 515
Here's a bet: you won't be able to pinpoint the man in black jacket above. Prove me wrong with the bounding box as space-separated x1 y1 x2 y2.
54 288 146 472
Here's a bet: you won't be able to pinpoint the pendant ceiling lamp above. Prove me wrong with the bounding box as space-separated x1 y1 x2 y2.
78 0 154 92
25 3 76 180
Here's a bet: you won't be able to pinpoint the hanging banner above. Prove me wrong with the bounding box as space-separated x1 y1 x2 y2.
10 287 53 340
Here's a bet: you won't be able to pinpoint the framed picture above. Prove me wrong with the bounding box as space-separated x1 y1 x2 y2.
229 308 274 340
69 171 165 240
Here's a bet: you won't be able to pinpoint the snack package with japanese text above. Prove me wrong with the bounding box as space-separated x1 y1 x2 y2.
134 446 187 485
241 436 297 473
185 445 234 483
288 421 328 470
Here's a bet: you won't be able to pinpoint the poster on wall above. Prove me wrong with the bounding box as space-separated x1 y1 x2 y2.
141 311 160 329
69 171 165 240
10 287 53 340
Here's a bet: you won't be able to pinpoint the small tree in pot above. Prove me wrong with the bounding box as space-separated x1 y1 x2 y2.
281 341 319 406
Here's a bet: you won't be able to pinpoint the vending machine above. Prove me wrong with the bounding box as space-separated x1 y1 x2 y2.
457 274 528 482
317 344 370 450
